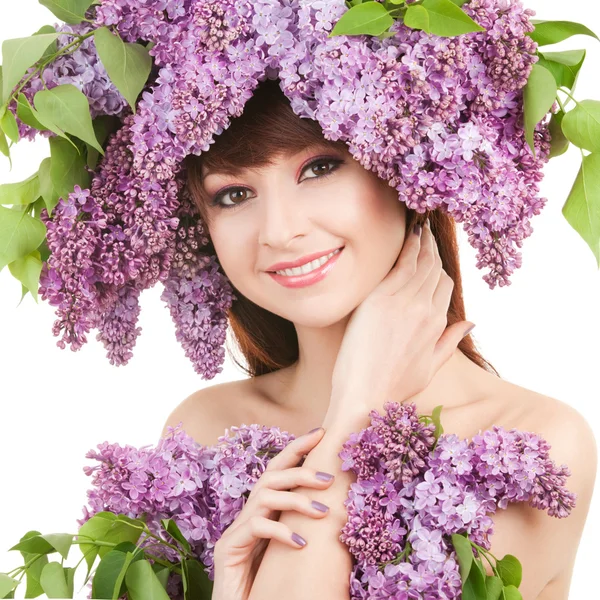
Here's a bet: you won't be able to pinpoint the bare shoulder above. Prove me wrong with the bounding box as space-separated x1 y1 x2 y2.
484 383 598 597
510 387 597 483
160 380 251 447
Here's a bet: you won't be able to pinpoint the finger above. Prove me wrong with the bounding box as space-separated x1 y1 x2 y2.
249 466 335 502
431 321 475 373
431 270 454 316
402 218 437 295
242 488 331 522
416 224 444 300
264 427 326 472
219 515 308 554
378 219 423 295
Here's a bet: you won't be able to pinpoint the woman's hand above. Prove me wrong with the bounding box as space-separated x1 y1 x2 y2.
211 427 335 600
330 217 474 422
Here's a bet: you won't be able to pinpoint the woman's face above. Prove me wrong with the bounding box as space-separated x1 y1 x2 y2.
201 142 407 327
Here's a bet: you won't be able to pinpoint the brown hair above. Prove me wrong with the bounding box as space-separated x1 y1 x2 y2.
185 78 500 379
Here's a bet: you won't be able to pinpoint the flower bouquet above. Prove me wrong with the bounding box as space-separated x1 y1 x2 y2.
0 402 576 599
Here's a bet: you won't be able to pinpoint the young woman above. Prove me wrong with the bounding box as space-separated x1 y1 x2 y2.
162 78 596 600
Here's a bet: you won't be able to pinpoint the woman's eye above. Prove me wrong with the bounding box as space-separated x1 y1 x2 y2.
211 157 343 209
300 158 343 181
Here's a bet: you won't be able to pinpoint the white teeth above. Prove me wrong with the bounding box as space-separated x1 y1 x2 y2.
274 248 341 276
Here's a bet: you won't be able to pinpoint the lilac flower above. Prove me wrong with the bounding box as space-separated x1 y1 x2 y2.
79 401 576 599
24 0 554 381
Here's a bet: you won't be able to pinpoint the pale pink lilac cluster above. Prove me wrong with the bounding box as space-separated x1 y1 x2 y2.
79 402 576 599
22 0 552 379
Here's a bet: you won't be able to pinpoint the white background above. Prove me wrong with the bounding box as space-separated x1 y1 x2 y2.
0 1 598 598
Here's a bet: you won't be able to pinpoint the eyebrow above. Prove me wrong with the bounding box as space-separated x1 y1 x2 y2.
201 142 345 180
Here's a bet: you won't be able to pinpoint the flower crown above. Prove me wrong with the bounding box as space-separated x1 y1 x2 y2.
0 0 598 379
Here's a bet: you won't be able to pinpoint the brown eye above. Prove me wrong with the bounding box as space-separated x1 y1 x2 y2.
301 158 343 181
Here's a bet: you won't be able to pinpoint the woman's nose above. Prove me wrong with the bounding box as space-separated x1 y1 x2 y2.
257 194 306 248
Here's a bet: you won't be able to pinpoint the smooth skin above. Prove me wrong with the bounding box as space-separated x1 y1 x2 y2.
213 219 472 599
163 145 597 600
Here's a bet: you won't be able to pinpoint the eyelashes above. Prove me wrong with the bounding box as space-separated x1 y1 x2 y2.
209 157 344 210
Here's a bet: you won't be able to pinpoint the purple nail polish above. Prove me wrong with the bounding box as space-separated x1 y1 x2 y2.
307 427 323 435
292 532 306 547
413 222 422 236
316 471 334 481
311 500 329 512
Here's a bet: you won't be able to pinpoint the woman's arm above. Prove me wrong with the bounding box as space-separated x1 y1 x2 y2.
248 396 371 600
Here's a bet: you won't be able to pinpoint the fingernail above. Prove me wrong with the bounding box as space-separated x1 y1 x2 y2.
292 532 307 547
306 427 323 435
316 471 334 481
413 222 422 236
462 324 476 338
311 500 329 513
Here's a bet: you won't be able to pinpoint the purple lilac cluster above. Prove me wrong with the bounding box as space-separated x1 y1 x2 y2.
80 420 297 593
80 402 576 599
26 0 552 379
339 401 576 599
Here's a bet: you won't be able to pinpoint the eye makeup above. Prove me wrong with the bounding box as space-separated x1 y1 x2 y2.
208 155 345 210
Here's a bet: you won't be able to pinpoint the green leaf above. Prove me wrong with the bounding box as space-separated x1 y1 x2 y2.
161 519 192 554
463 558 487 600
16 530 48 598
496 555 522 588
451 0 469 6
48 136 90 217
329 2 394 37
109 543 145 600
9 534 55 556
8 251 43 303
38 156 59 215
431 404 444 438
1 34 60 103
78 513 143 565
39 0 95 25
94 27 152 112
502 585 523 600
561 99 600 153
537 49 586 91
548 111 569 158
125 560 171 600
0 173 40 206
152 564 170 590
181 559 213 600
41 534 73 561
0 128 9 159
1 108 19 143
34 25 58 60
16 93 47 131
416 0 485 37
78 512 118 574
529 20 600 47
15 92 79 150
451 533 473 584
562 151 600 266
522 63 557 157
92 548 137 600
87 115 119 169
0 575 19 599
39 562 69 599
64 567 75 598
486 575 504 600
404 5 430 33
34 84 104 153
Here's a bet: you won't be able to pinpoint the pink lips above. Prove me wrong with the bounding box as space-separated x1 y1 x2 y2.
268 247 344 288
